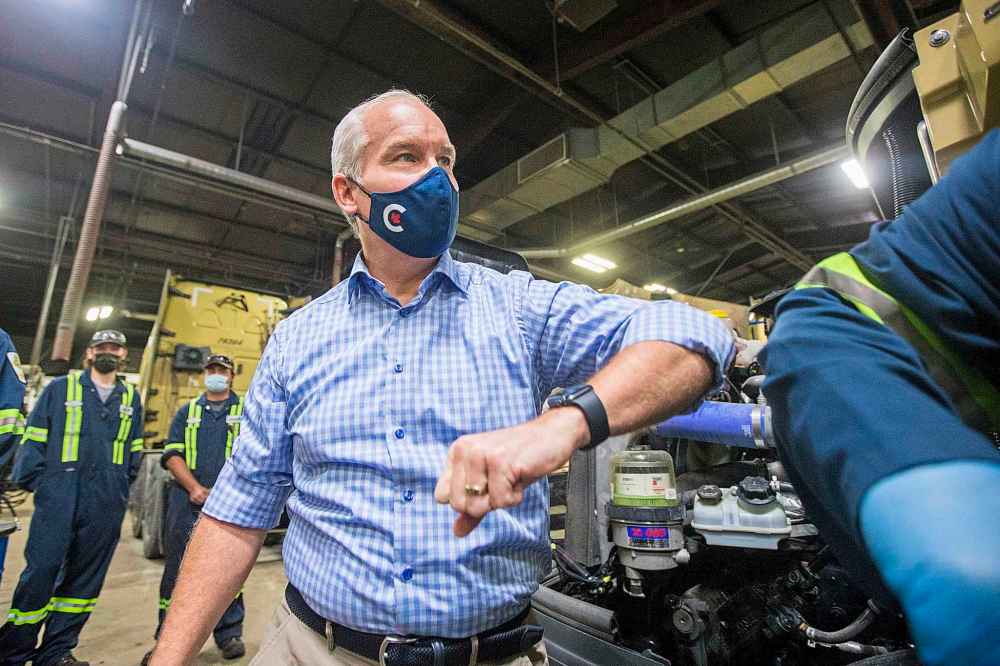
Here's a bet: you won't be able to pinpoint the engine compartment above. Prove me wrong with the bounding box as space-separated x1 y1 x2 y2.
534 364 917 666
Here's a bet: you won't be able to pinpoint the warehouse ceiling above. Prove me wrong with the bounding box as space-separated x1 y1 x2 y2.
0 0 959 362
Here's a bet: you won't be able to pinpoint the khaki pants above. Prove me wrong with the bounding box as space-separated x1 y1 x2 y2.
251 599 548 666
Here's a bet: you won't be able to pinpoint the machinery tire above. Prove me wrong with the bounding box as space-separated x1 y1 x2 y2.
129 455 152 539
142 459 167 559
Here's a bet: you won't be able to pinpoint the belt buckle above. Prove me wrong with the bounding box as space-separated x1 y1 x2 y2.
378 635 418 666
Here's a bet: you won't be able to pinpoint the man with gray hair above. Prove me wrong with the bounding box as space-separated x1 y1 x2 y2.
151 89 734 665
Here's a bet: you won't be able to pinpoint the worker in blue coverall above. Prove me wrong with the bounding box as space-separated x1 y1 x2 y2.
0 330 143 666
761 28 999 666
0 329 27 587
0 329 27 466
142 354 245 664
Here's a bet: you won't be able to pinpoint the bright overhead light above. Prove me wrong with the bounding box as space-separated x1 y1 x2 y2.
666 287 678 295
643 283 667 293
86 305 113 322
840 159 869 189
572 253 617 273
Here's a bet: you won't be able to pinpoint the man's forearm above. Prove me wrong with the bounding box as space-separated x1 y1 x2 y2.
151 514 265 665
591 340 714 438
165 455 203 494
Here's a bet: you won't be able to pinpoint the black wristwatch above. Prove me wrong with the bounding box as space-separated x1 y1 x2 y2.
545 384 610 450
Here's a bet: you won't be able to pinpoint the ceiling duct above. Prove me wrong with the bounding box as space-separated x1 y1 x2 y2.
458 2 873 241
553 0 619 32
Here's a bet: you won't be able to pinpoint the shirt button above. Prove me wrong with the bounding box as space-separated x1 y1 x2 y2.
394 363 403 373
402 489 415 502
401 567 414 582
394 428 405 440
399 309 410 318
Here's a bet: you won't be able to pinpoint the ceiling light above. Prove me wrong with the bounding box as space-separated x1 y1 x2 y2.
666 287 678 295
581 253 616 269
99 305 113 319
643 283 667 293
85 307 100 322
840 159 869 189
572 254 616 273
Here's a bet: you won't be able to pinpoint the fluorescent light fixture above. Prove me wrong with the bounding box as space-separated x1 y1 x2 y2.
666 287 678 295
85 307 100 322
643 283 667 293
840 159 869 189
572 253 616 273
99 305 113 319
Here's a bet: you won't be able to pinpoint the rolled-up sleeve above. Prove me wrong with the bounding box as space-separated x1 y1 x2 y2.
517 277 735 400
202 326 294 529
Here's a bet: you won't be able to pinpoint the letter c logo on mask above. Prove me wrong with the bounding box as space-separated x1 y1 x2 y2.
382 204 406 233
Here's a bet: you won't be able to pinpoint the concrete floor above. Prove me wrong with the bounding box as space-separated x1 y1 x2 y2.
1 496 288 665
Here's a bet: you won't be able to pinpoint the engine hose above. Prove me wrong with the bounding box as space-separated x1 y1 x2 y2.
531 584 616 640
653 401 774 449
825 641 889 656
802 605 878 644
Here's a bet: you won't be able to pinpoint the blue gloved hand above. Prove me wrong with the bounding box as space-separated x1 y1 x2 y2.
860 460 1000 666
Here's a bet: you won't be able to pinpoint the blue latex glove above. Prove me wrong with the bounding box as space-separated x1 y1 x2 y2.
860 460 1000 666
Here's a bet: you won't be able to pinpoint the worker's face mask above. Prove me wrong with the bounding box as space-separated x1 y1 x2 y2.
93 353 119 374
204 374 229 393
351 167 459 259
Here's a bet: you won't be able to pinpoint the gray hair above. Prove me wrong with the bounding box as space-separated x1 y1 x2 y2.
330 89 433 229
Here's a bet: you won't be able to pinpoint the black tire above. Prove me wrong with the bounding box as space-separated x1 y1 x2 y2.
142 456 167 559
128 455 152 539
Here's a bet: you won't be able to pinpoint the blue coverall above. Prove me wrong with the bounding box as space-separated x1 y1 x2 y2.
155 393 244 647
0 329 27 586
0 329 26 466
762 131 999 660
0 371 143 666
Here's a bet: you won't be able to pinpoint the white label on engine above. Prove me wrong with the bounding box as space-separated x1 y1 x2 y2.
614 473 677 500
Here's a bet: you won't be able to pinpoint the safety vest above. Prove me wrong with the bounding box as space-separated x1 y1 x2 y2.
60 371 141 464
179 395 244 470
796 253 1000 433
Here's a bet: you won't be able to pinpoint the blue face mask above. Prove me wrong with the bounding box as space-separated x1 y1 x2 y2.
352 167 459 259
204 374 228 393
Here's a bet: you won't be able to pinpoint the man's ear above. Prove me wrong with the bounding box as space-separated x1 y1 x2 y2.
332 174 357 216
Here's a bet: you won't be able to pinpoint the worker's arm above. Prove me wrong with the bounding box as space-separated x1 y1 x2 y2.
164 456 209 504
127 390 144 483
160 404 209 503
0 331 26 464
12 379 55 491
150 514 266 665
153 332 293 663
437 284 734 536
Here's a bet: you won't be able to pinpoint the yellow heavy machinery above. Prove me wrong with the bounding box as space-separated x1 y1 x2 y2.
129 270 290 558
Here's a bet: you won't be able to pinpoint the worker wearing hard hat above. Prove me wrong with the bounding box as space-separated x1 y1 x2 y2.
142 354 246 663
0 329 144 666
762 10 999 666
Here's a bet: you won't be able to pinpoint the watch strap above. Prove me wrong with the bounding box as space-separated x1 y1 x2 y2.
558 385 609 450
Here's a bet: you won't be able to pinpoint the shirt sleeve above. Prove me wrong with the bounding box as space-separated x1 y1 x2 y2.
160 404 188 468
13 379 56 491
516 276 735 401
0 333 26 464
761 287 997 601
127 391 144 482
202 329 294 530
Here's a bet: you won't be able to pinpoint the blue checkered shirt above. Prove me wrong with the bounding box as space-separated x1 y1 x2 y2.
203 251 734 637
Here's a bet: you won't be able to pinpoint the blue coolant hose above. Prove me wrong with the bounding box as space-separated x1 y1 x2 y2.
653 401 774 449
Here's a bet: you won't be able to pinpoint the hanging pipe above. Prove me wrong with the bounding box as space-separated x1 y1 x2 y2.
50 101 128 365
332 226 356 286
654 401 774 449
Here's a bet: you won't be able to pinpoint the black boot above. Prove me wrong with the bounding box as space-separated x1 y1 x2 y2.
54 655 90 666
219 637 245 660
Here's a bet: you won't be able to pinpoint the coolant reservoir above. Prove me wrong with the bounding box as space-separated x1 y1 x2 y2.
610 446 678 507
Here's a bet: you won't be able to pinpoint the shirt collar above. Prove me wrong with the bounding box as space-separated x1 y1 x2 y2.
79 370 123 394
347 250 469 305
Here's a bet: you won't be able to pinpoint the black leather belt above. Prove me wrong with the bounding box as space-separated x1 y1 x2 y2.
284 583 543 666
